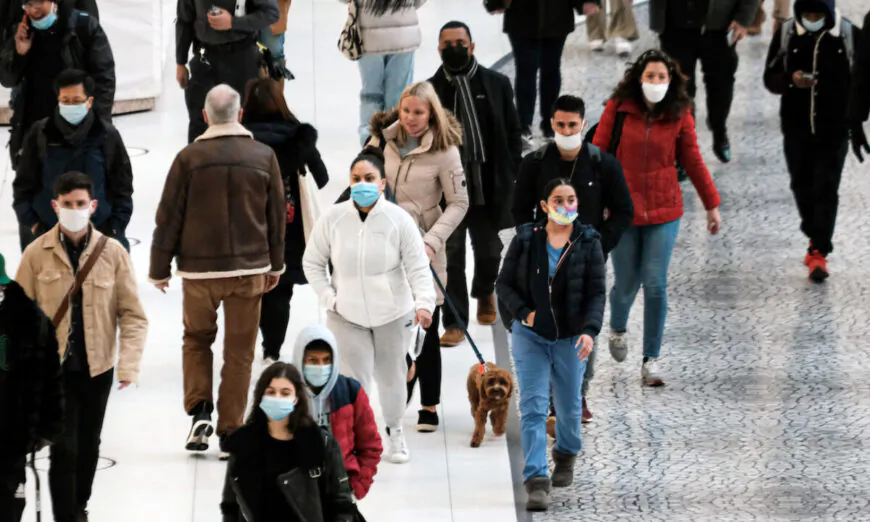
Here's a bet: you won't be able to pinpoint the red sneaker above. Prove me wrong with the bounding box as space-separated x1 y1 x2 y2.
807 251 829 282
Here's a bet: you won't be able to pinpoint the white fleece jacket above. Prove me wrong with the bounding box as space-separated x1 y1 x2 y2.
303 196 436 328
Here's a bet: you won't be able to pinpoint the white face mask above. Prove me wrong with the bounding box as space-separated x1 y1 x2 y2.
57 206 92 233
642 82 669 104
554 129 584 151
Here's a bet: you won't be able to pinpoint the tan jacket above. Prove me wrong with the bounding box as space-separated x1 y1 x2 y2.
270 0 292 35
149 122 286 283
770 0 790 21
369 110 469 304
16 226 148 383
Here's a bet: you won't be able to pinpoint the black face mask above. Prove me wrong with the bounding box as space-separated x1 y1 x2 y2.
441 44 471 72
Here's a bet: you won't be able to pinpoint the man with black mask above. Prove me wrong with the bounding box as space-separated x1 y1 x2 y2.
427 21 523 347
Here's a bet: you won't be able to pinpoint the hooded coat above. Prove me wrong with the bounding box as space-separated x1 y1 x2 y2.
247 119 329 284
293 325 382 500
763 0 863 143
367 109 469 304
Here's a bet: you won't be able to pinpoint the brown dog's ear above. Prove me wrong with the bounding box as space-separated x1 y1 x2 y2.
478 374 489 399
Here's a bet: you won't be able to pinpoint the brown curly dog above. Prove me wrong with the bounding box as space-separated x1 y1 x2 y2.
467 362 513 448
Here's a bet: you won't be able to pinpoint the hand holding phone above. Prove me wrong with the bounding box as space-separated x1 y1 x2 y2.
208 5 222 15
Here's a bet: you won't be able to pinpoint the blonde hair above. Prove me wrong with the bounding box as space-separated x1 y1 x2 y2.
396 81 462 152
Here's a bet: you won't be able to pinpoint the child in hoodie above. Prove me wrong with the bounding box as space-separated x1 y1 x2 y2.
294 325 382 500
764 0 864 282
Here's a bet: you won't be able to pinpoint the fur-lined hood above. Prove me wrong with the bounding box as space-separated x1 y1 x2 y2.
368 108 463 150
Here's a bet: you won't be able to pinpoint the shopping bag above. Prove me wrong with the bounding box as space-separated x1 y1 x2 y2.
298 169 322 243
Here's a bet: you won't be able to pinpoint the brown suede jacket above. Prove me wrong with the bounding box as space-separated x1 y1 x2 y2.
149 123 285 283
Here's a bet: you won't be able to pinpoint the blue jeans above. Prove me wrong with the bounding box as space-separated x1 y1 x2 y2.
512 322 587 481
259 29 285 61
609 220 680 359
357 52 415 145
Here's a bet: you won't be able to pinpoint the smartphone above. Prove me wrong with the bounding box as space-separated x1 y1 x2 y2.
726 29 736 46
208 5 222 15
802 72 817 80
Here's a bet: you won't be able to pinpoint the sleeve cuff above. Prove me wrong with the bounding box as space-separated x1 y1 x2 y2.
147 276 170 285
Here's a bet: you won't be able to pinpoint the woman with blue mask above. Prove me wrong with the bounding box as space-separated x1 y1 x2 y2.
220 362 356 522
303 146 436 465
496 178 606 512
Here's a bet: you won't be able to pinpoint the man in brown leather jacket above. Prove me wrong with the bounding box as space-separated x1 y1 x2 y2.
148 84 285 459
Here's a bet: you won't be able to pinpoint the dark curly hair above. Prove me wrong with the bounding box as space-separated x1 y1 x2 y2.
609 49 693 121
246 362 314 433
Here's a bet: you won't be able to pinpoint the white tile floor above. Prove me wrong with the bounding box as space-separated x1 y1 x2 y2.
0 1 518 520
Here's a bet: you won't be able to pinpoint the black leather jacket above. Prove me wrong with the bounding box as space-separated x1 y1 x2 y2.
221 422 356 522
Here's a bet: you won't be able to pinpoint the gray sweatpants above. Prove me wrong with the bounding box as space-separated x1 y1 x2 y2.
327 310 415 430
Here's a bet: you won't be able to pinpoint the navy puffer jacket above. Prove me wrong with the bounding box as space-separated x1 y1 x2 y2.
497 222 606 341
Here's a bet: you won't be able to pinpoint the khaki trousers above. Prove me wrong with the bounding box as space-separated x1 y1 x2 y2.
587 0 638 42
182 275 265 434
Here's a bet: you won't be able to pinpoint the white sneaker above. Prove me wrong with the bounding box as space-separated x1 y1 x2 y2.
589 39 605 52
385 428 410 464
608 331 629 362
641 359 665 387
613 37 632 57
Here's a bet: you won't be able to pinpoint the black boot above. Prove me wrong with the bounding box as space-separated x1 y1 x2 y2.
551 449 577 487
524 476 551 511
713 131 732 163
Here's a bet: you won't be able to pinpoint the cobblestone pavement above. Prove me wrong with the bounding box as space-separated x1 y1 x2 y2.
497 3 870 521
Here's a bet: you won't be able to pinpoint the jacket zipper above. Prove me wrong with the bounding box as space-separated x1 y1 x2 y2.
643 122 651 222
547 239 576 339
358 223 373 326
809 31 827 136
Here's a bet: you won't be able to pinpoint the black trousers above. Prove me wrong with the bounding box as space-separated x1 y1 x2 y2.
259 271 296 360
49 369 113 522
659 28 738 134
443 208 503 329
508 34 568 133
184 43 260 143
407 307 442 408
783 135 848 256
0 455 26 522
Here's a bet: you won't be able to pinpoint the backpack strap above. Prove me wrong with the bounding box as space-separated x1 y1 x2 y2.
532 143 549 160
841 18 855 69
777 18 796 72
609 111 627 155
586 143 603 185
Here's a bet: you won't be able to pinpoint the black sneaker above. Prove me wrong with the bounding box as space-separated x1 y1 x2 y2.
712 132 731 163
540 121 555 140
521 127 536 152
218 433 230 461
185 409 214 452
417 409 439 433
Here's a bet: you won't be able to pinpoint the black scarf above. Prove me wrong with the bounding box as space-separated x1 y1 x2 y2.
52 109 96 148
444 57 486 206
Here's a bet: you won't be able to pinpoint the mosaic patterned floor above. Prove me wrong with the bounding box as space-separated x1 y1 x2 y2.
497 3 870 520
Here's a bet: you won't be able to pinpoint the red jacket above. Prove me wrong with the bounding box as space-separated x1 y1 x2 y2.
593 99 721 226
328 375 382 500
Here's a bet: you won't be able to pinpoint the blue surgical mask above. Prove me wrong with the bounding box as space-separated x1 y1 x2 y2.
58 103 89 126
303 364 332 388
350 182 380 208
30 10 57 31
259 396 296 422
801 17 825 32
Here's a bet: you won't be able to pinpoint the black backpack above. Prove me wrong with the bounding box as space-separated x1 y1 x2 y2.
583 111 627 155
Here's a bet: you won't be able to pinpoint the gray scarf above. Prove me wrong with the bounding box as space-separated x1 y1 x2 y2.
445 58 486 206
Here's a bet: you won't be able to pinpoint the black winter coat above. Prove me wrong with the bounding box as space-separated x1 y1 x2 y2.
497 222 606 340
428 64 522 230
247 120 329 284
764 7 864 143
849 11 870 124
221 422 356 522
512 143 633 256
0 3 115 160
503 0 600 39
0 281 63 465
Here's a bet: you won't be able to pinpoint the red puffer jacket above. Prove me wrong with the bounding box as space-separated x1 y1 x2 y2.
593 99 721 226
328 375 382 500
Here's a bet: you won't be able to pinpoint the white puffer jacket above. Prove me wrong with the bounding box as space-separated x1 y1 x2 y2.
342 0 427 55
303 195 436 328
